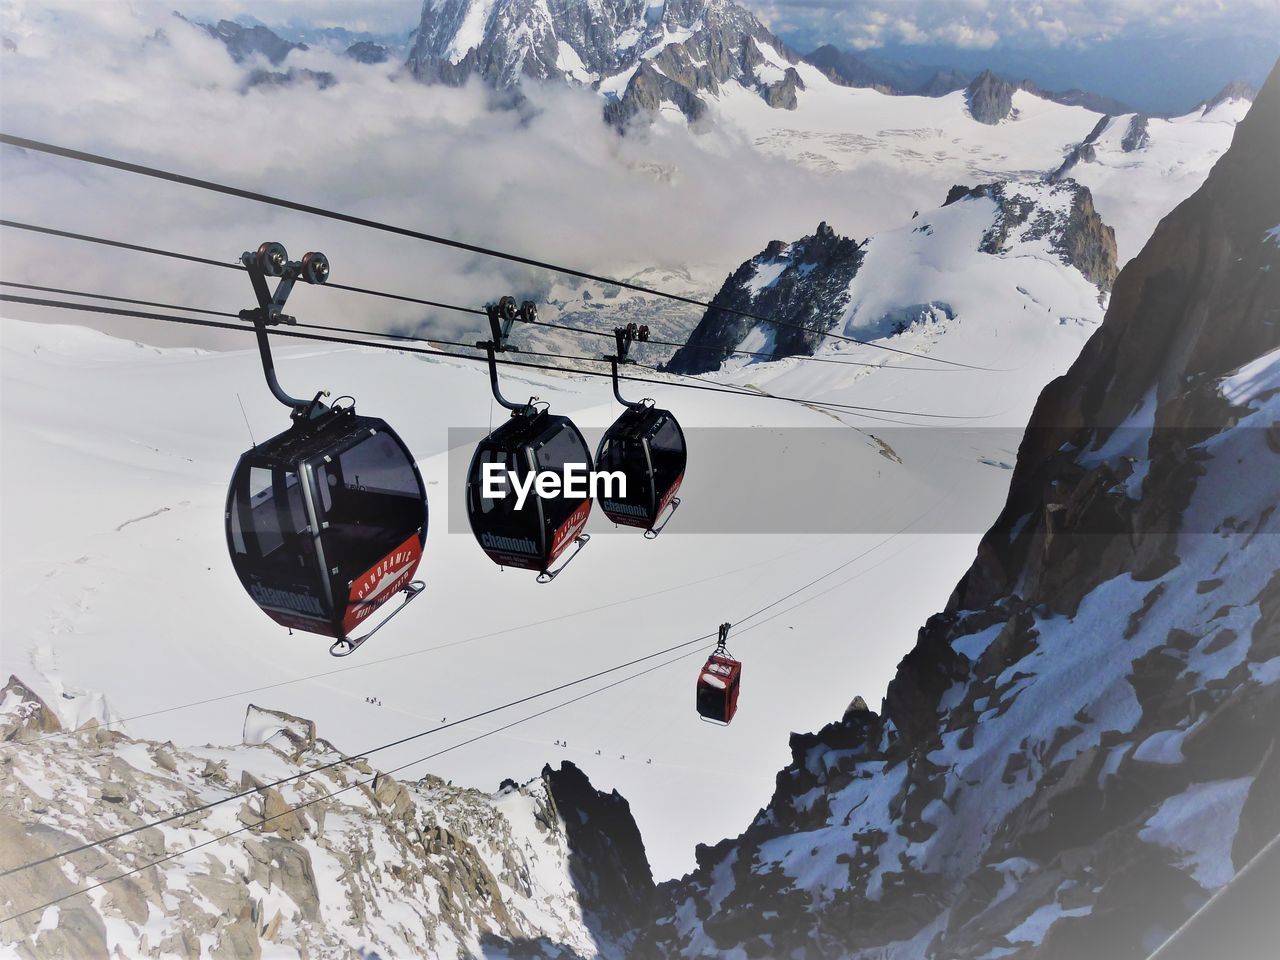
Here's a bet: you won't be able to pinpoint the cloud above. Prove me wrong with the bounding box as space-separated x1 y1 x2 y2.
748 0 1280 51
0 2 924 350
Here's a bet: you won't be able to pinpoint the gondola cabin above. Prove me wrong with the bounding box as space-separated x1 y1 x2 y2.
466 410 593 579
226 408 428 654
697 653 742 725
596 405 686 535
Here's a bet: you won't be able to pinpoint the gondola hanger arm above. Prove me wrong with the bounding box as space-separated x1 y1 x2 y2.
607 323 652 409
716 622 733 656
238 241 331 419
479 296 541 414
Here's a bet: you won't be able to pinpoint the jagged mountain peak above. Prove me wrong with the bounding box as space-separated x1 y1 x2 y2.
966 68 1018 124
407 0 801 127
1201 78 1258 111
175 14 305 66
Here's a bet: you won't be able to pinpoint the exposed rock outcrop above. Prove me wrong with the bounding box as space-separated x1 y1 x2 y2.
1122 114 1151 152
966 69 1017 124
344 41 389 64
1049 114 1111 180
188 17 304 66
1201 79 1258 112
544 761 655 943
0 675 62 741
670 174 1118 375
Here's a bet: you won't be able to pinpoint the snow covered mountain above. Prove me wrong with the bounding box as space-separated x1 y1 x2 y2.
406 0 805 126
667 177 1116 374
643 60 1280 958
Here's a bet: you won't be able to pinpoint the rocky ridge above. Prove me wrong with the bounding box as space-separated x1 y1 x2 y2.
642 60 1280 959
0 685 654 959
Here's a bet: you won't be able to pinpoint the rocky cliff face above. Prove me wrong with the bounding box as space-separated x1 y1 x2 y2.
344 41 389 64
0 686 654 959
179 15 337 91
966 69 1018 124
406 0 802 128
643 60 1280 958
666 222 864 374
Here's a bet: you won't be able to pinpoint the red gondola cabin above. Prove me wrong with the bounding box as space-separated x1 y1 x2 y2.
697 653 741 724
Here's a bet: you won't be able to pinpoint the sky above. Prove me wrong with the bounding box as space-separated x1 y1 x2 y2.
752 0 1280 112
750 0 1280 52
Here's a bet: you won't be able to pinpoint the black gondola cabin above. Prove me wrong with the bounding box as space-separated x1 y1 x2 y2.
595 405 686 534
466 410 593 576
226 409 428 646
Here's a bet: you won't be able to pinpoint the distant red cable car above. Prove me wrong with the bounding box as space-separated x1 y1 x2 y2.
697 623 741 725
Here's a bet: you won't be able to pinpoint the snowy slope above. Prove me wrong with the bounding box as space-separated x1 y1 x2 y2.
703 78 1103 204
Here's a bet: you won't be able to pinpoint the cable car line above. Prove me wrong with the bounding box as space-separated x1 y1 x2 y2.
0 277 952 427
0 133 991 369
0 514 914 883
0 280 794 416
524 314 958 372
0 284 956 429
0 219 487 319
0 280 241 319
2 218 965 373
1 295 991 421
